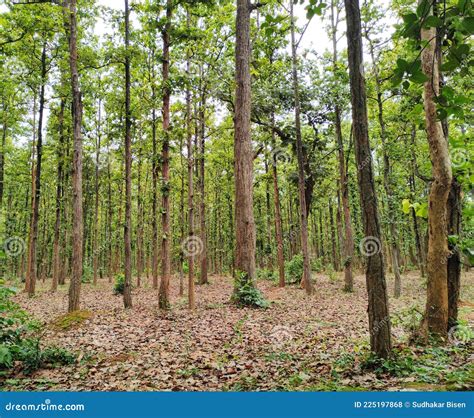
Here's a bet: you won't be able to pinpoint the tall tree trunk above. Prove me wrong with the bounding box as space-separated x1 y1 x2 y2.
344 0 391 358
25 43 47 297
329 199 339 271
122 0 133 309
233 0 257 286
198 78 208 285
186 11 195 309
290 0 313 295
92 98 101 286
137 138 144 287
65 0 84 312
271 113 285 287
159 0 172 309
151 53 159 289
420 11 452 338
52 98 65 292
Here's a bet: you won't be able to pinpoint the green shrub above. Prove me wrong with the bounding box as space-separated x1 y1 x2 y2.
256 268 277 282
231 271 269 308
0 280 75 374
310 257 323 272
113 273 125 295
285 254 304 284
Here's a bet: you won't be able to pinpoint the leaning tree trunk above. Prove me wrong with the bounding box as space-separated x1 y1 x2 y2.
290 0 313 295
65 0 84 313
344 0 391 358
159 0 172 309
420 14 452 338
233 0 257 287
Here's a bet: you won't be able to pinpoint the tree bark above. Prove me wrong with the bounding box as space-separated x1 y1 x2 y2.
92 97 101 286
198 80 208 285
420 16 452 338
344 0 391 358
233 0 257 285
65 0 84 313
159 0 172 309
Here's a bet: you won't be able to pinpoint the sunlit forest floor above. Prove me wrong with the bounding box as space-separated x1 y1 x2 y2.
2 271 473 391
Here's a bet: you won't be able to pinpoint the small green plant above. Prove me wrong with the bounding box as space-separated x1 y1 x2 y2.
326 264 337 282
285 254 304 284
231 271 269 308
256 268 277 281
310 257 323 272
113 273 125 295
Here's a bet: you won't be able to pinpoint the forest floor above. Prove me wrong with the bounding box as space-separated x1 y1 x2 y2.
2 270 473 392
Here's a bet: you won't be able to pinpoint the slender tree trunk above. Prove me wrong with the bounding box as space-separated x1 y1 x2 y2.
289 0 313 295
52 98 65 292
25 43 47 297
186 12 195 309
420 13 452 338
198 80 208 285
233 0 257 286
159 0 172 309
344 0 391 358
93 98 101 286
122 0 133 309
137 139 144 287
151 56 159 289
65 0 84 312
329 199 339 271
271 113 285 287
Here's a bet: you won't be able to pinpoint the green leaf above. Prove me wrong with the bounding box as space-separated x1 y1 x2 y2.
462 16 474 33
396 58 408 71
409 71 428 84
422 15 442 28
402 199 411 214
415 203 428 219
402 13 418 24
416 0 430 17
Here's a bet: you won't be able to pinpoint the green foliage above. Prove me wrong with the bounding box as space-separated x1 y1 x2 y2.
231 271 269 308
52 310 93 331
113 273 125 295
310 257 323 273
285 254 304 284
256 268 277 282
0 280 75 374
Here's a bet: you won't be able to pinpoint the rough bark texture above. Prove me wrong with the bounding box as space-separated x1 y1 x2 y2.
122 0 133 309
198 82 208 285
290 0 313 295
233 0 257 284
344 0 391 358
447 177 461 330
159 0 172 309
66 0 84 313
421 23 452 338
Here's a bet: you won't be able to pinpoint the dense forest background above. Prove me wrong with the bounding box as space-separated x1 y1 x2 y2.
0 0 472 391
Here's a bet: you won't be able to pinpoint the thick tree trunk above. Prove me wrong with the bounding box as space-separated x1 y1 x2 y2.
52 98 65 292
25 43 47 297
344 0 391 358
123 0 133 309
65 0 84 312
233 0 257 285
159 0 172 309
420 20 452 338
290 0 313 295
